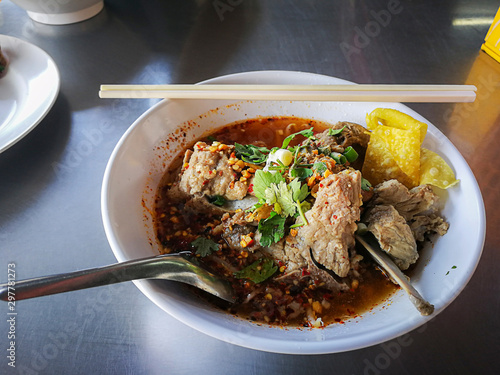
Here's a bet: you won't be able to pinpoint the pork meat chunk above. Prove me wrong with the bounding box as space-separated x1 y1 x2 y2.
264 235 350 291
369 179 449 240
364 205 418 270
369 180 439 221
314 121 370 153
298 169 362 277
179 142 250 201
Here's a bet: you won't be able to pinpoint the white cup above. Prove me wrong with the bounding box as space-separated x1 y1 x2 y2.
10 0 104 25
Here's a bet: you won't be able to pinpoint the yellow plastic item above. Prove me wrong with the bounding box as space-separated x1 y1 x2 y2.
481 7 500 63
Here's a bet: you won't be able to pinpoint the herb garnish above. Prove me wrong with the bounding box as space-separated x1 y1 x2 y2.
234 257 278 283
312 161 328 176
361 177 372 191
281 128 316 149
252 170 310 245
331 152 347 165
234 143 270 164
445 265 457 276
258 212 286 247
252 170 286 200
343 146 359 163
328 125 346 136
190 237 220 257
208 195 226 206
253 171 309 216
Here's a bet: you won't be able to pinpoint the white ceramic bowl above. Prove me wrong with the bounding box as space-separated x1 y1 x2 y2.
101 71 486 354
11 0 103 25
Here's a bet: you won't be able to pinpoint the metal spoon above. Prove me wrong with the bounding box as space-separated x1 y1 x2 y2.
0 252 235 303
355 234 434 316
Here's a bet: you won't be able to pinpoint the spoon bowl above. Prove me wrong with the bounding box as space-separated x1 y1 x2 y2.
0 252 236 303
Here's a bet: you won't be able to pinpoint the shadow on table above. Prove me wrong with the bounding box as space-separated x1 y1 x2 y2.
0 94 71 225
16 0 257 112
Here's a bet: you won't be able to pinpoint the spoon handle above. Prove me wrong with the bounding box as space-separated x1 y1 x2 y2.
355 234 434 316
0 253 234 303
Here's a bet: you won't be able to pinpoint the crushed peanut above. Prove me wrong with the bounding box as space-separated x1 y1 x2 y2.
312 301 323 314
307 175 316 187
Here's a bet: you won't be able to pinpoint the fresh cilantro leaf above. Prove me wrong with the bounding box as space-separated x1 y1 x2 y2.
276 182 297 217
290 167 313 180
264 184 279 205
258 212 286 246
328 125 346 136
281 128 315 149
312 161 328 175
190 237 220 257
234 258 278 283
208 195 226 206
263 182 293 217
263 179 308 218
289 178 309 202
361 177 372 191
252 170 286 201
234 143 270 164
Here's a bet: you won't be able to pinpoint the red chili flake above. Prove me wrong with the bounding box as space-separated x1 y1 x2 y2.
248 184 254 193
332 215 337 220
319 184 323 188
208 170 213 174
301 268 310 277
202 180 209 185
219 171 223 176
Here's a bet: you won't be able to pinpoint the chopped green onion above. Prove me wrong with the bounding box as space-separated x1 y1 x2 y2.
343 146 358 162
331 152 347 165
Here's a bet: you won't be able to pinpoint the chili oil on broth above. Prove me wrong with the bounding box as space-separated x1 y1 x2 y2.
153 116 398 327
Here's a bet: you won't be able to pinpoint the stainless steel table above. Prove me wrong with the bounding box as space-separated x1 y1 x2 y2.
1 1 499 374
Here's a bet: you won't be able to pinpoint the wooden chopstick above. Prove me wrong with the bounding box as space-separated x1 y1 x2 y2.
98 84 477 102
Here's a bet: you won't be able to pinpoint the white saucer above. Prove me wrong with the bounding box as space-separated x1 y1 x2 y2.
0 35 60 154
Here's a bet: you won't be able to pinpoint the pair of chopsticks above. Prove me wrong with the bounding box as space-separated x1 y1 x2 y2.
98 84 477 102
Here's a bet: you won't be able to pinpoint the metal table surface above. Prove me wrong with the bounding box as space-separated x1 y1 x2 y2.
1 1 499 374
